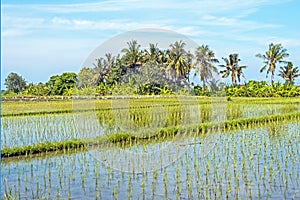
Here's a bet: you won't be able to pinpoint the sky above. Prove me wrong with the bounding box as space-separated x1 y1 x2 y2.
2 0 300 89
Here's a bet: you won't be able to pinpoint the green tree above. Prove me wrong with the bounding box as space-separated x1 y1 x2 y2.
121 40 143 69
143 43 160 65
166 40 190 85
256 43 289 85
219 54 247 85
24 82 48 96
4 72 27 93
194 45 219 88
46 72 77 95
278 62 300 85
77 67 94 88
105 55 126 86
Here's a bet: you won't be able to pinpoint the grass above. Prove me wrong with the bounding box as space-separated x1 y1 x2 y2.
2 96 300 116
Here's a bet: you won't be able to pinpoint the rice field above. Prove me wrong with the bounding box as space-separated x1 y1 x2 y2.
1 97 300 199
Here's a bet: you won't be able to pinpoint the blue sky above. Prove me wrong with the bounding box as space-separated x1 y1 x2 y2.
2 0 300 89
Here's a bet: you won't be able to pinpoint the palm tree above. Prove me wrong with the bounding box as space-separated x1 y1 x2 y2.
121 40 143 69
143 43 160 65
193 45 219 88
256 43 289 85
166 40 190 84
219 54 247 85
278 62 300 85
92 58 107 85
103 53 115 70
92 53 116 85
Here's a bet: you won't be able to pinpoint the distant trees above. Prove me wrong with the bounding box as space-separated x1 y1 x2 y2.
4 72 27 93
256 43 289 85
3 41 300 97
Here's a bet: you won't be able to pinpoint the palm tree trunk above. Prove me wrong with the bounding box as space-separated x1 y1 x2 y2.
271 72 274 86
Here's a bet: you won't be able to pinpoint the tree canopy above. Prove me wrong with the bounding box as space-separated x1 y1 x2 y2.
4 72 27 93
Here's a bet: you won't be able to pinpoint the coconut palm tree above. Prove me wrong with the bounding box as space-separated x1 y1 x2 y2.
219 54 247 85
121 40 143 69
166 40 190 84
143 43 160 64
93 58 107 85
256 43 289 85
278 62 300 85
193 45 219 88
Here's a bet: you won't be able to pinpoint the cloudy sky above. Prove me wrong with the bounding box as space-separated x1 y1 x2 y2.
2 0 300 88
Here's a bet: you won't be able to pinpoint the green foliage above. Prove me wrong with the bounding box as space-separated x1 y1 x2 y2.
219 54 247 84
23 82 49 96
4 72 27 93
225 80 300 97
193 85 211 96
46 72 77 95
256 43 289 85
77 67 94 88
159 87 174 95
4 41 300 98
194 45 219 87
278 62 300 85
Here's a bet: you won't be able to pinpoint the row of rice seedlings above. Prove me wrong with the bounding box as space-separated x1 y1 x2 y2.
3 96 300 116
2 108 300 158
3 97 298 149
1 97 205 117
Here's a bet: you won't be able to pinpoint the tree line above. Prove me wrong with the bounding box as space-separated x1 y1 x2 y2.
3 41 300 97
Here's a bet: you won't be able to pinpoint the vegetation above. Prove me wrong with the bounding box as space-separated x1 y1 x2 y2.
2 41 299 98
225 80 300 97
2 98 300 157
2 39 300 199
256 43 289 85
219 54 247 85
193 45 219 88
4 72 26 94
2 96 300 199
278 61 300 85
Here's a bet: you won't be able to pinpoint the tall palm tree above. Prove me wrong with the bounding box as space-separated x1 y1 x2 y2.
166 40 190 84
278 62 300 85
194 45 219 88
256 43 289 85
92 53 116 85
103 53 115 70
219 54 247 85
143 43 160 65
121 40 143 69
102 53 116 81
93 58 107 85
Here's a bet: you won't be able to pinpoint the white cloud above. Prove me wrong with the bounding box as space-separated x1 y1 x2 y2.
51 17 71 25
2 29 29 37
3 16 45 29
50 17 170 31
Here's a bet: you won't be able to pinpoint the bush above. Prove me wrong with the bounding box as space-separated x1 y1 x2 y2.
225 81 300 97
